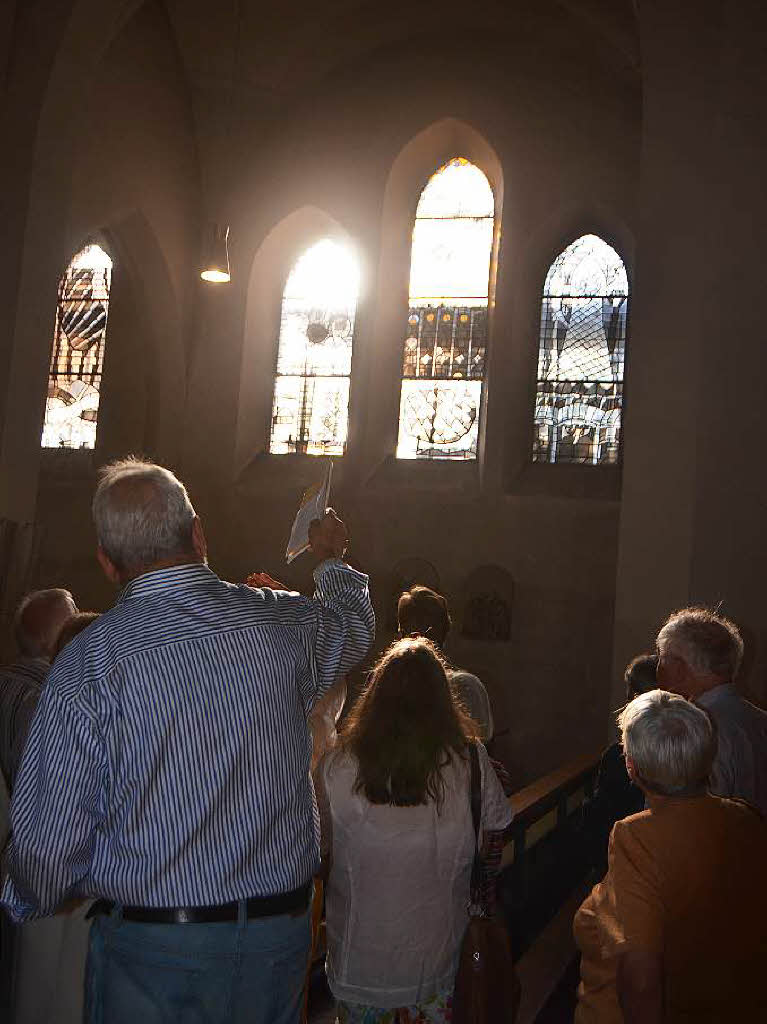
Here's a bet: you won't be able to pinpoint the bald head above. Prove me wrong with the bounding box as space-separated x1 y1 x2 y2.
14 589 78 661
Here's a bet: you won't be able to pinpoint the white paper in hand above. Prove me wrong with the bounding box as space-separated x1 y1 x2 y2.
285 461 333 564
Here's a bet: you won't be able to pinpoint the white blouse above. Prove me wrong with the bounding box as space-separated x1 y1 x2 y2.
320 743 512 1008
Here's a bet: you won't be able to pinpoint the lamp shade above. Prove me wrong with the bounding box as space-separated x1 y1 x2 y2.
200 223 231 283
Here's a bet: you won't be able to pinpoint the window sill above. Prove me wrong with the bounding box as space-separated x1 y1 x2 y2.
362 454 480 495
507 461 621 501
39 447 97 480
236 451 346 492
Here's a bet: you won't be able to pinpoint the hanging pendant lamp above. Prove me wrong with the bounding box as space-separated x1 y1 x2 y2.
200 223 231 283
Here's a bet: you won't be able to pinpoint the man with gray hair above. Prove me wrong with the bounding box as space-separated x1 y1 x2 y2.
1 457 375 1024
656 606 767 816
0 587 77 791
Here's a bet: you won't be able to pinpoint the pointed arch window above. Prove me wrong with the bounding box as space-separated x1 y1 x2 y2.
270 239 359 456
397 157 495 460
532 234 628 465
42 243 112 449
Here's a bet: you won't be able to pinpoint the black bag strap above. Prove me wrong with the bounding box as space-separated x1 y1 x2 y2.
468 742 483 904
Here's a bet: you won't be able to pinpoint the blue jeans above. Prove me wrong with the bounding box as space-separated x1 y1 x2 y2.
84 901 311 1024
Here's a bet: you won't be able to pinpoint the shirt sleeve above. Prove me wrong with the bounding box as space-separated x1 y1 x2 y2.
0 682 107 922
8 690 40 792
0 767 9 854
296 559 375 708
602 819 664 956
478 742 513 839
708 725 740 801
455 673 494 742
315 753 334 862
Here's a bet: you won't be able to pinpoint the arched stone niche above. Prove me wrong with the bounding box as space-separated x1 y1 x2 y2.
236 206 358 476
0 0 192 523
36 208 186 472
460 564 514 644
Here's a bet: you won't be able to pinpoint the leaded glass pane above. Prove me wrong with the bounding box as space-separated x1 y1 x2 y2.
415 158 494 219
409 218 493 306
270 239 358 455
398 158 494 461
397 380 482 460
402 307 486 380
270 376 350 457
42 244 112 449
533 234 628 466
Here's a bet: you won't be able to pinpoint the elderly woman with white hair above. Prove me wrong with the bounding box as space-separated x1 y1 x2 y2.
574 689 767 1024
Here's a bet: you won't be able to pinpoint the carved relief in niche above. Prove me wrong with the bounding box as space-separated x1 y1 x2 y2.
461 565 513 643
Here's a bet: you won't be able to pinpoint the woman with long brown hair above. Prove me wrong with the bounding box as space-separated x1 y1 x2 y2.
318 637 512 1023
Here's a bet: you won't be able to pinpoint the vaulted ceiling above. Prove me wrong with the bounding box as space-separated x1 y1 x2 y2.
162 0 640 120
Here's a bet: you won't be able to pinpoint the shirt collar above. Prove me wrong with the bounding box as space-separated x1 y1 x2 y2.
648 791 711 811
697 682 736 708
117 562 217 603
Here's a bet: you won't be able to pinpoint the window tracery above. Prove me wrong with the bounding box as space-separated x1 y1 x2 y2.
270 239 359 456
533 234 628 465
397 158 495 460
42 244 112 449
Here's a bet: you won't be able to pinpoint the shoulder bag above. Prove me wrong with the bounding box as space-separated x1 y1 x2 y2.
452 744 520 1023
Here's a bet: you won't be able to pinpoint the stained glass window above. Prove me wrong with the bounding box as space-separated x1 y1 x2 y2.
270 239 359 456
42 244 112 449
532 234 628 465
397 158 495 460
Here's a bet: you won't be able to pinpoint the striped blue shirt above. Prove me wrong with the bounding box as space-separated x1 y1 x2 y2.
1 559 374 921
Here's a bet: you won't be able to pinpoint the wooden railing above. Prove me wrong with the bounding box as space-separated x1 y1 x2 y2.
502 751 602 869
497 750 602 972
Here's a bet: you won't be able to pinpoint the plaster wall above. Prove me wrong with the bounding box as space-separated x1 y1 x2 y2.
612 0 767 711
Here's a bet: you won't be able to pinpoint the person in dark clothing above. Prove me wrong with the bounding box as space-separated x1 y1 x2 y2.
583 653 658 879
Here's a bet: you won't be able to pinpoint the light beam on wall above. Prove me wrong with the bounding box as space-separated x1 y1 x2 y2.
200 223 231 283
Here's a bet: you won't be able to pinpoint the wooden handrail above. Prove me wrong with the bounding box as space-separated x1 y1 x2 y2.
509 750 602 828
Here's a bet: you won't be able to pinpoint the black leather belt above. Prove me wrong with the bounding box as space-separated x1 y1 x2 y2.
86 880 312 924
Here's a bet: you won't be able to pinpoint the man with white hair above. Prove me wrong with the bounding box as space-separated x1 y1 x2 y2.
0 587 77 791
656 606 767 816
575 690 767 1023
1 457 375 1024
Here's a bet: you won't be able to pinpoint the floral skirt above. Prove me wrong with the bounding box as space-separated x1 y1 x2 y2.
336 989 452 1023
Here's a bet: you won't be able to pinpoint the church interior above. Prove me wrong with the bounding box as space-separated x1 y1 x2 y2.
2 1 767 1020
5 0 766 789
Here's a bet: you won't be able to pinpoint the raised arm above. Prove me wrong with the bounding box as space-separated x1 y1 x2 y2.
293 511 375 706
1 681 107 922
